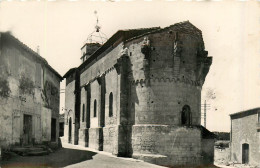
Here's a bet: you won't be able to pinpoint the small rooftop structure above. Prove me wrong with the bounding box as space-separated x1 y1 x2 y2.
80 11 108 63
85 11 107 44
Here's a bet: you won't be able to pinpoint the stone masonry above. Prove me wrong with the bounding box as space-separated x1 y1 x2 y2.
0 32 62 148
230 108 260 167
63 21 214 167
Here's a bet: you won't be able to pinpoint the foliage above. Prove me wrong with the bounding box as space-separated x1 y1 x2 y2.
41 81 59 108
215 140 230 149
0 77 11 98
213 132 230 140
206 88 216 100
19 75 35 95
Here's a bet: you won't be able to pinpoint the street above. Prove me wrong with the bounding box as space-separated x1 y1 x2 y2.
0 141 164 168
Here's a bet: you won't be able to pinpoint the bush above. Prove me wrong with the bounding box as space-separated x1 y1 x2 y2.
215 141 230 149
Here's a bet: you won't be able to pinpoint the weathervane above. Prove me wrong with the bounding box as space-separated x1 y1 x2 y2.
94 10 100 32
86 11 107 44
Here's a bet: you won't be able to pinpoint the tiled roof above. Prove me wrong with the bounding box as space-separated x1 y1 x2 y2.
77 27 160 72
230 107 260 119
126 21 203 43
63 67 77 78
168 21 202 36
63 21 204 78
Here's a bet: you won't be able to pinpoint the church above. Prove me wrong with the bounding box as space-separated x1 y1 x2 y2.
63 21 215 167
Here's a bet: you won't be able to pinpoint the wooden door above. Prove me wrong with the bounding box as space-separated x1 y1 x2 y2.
23 114 32 145
242 143 249 164
51 118 56 142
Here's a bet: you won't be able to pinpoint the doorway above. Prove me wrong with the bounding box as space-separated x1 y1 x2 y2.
51 118 56 142
242 143 249 164
23 114 32 145
68 117 72 143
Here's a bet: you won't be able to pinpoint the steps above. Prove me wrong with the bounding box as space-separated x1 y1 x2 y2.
11 146 50 156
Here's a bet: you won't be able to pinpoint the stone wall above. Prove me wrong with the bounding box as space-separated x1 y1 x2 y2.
88 127 102 150
201 139 215 164
0 33 61 148
130 82 201 126
64 75 77 144
124 27 211 166
41 107 52 142
231 112 260 166
80 44 122 86
125 29 203 127
132 125 202 166
78 44 124 152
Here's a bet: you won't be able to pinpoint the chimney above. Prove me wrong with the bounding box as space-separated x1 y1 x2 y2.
36 46 40 54
81 43 101 63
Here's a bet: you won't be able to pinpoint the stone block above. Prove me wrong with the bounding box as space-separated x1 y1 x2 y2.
78 128 89 147
89 127 103 151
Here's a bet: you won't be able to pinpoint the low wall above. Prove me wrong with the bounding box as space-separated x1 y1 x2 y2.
202 139 215 165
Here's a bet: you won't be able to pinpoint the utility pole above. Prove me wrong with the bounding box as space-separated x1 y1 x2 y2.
204 100 207 128
201 100 210 128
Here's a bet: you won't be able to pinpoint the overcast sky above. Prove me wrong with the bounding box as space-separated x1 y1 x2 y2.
0 1 259 132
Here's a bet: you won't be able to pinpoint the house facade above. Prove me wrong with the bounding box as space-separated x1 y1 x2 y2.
0 32 62 148
63 21 214 167
230 108 260 166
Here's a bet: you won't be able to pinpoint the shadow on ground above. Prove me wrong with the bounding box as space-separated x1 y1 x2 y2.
166 165 220 168
0 147 97 168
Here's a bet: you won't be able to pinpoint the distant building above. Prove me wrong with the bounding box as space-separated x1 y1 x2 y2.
230 108 260 166
0 32 62 148
63 21 214 167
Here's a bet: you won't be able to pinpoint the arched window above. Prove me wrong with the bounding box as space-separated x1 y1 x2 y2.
109 92 113 117
181 105 191 125
94 99 97 117
82 104 85 122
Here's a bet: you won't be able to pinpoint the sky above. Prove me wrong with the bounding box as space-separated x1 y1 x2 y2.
0 0 259 132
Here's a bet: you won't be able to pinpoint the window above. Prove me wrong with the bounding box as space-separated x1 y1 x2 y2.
109 92 113 117
258 112 260 123
94 100 97 117
82 104 85 122
181 105 191 125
